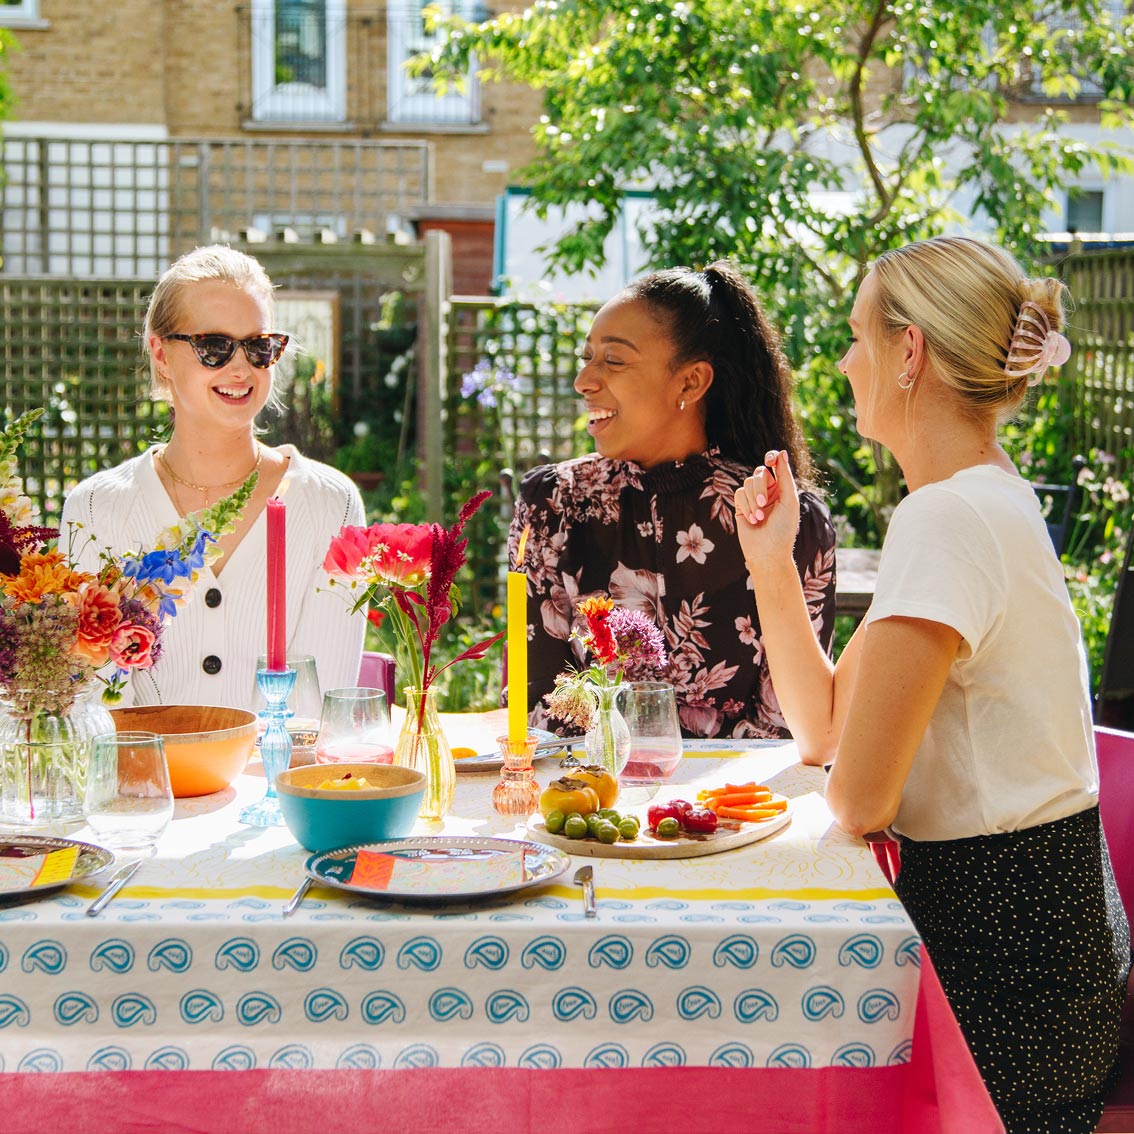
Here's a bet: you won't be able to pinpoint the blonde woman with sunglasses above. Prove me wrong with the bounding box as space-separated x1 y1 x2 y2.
735 237 1128 1133
62 245 366 711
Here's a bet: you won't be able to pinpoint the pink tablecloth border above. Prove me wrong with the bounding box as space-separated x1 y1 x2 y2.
0 947 1001 1134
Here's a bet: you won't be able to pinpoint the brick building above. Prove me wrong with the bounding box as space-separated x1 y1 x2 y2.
0 0 541 292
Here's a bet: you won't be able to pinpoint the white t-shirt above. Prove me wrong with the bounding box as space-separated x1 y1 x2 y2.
61 445 366 713
865 465 1097 842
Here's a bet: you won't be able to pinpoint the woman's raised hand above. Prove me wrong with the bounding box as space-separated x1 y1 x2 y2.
735 450 800 566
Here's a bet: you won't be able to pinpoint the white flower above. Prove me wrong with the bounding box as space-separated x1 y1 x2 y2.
675 523 715 564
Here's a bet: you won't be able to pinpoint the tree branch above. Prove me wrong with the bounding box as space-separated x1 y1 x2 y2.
848 0 891 208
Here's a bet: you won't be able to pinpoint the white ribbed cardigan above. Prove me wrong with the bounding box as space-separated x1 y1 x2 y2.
61 445 366 712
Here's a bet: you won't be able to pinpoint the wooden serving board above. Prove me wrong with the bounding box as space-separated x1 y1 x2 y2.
527 802 792 860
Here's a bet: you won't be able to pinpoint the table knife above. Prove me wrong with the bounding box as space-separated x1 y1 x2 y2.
574 864 596 918
85 859 142 918
283 877 313 919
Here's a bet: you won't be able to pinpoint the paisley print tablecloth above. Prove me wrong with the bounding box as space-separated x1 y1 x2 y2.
0 741 918 1075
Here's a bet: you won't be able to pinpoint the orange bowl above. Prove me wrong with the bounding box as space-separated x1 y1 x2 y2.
109 705 257 798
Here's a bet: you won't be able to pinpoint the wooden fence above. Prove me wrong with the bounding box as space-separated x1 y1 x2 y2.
1 241 426 525
1059 248 1134 477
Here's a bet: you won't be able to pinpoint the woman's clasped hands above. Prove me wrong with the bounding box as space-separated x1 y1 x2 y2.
735 449 799 565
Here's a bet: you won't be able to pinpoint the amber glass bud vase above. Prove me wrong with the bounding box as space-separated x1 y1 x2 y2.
492 733 541 817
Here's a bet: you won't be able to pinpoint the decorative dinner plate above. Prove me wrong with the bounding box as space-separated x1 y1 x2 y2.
305 836 573 903
453 729 580 773
0 835 115 900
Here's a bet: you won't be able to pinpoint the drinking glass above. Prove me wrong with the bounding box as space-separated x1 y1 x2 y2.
257 653 321 756
84 731 174 851
619 681 683 786
315 688 393 764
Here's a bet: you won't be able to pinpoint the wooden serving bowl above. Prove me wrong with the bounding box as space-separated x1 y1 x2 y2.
110 705 257 798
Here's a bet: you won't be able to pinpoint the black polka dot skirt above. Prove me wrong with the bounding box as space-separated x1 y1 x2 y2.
895 806 1130 1134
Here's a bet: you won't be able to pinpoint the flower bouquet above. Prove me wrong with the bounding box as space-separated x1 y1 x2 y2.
323 490 505 819
0 410 256 824
546 595 668 775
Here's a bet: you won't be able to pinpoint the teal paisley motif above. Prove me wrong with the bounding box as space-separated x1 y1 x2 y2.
53 992 99 1026
520 936 565 971
551 986 597 1022
463 936 509 970
236 992 282 1027
21 940 66 975
180 989 224 1025
90 939 135 974
215 937 260 972
339 937 385 971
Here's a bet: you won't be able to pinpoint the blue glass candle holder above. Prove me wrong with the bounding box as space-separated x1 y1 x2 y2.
240 666 296 827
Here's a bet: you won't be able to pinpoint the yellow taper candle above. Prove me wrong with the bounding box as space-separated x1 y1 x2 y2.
507 525 530 745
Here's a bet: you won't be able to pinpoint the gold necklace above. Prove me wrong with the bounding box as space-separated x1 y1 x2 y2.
156 444 263 507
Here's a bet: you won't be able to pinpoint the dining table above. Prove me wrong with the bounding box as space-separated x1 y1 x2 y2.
0 714 1002 1134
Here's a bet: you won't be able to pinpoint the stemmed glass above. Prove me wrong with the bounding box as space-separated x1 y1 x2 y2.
84 731 174 852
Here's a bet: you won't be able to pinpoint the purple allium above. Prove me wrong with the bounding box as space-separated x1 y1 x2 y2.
608 608 667 681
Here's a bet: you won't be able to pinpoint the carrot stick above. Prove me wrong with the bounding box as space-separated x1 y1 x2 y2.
700 782 762 799
712 791 772 806
717 805 781 821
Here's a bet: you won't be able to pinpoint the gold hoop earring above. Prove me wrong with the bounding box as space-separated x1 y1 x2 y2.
897 370 915 390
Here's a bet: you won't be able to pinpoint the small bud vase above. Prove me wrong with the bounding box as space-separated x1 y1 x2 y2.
584 682 630 777
394 686 454 821
492 733 542 817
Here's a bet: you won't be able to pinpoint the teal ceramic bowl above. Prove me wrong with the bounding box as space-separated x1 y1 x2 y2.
276 763 425 853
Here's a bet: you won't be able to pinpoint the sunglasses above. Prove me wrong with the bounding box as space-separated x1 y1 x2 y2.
165 332 289 369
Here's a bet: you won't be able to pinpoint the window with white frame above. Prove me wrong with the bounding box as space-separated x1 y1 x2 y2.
387 1 481 126
1066 189 1106 234
0 0 39 23
250 0 346 122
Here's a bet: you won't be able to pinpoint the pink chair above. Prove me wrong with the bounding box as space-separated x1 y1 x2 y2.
1096 726 1134 927
1096 726 1134 1133
357 651 395 706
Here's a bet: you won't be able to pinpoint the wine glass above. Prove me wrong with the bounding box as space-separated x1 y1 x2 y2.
619 681 683 793
84 731 174 852
315 688 393 765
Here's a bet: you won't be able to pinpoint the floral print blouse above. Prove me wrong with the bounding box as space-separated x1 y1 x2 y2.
508 450 837 739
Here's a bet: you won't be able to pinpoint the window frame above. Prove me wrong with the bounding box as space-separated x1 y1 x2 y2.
250 0 347 124
386 0 481 126
0 0 41 25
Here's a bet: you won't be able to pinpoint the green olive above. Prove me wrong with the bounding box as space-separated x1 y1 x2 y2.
618 817 640 840
655 816 681 839
585 812 606 837
544 809 567 835
596 821 620 845
563 814 589 839
597 808 621 822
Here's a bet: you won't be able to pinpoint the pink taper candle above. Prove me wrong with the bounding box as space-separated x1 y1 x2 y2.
266 497 286 671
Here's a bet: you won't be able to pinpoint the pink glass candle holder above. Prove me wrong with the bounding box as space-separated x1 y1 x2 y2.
492 733 542 817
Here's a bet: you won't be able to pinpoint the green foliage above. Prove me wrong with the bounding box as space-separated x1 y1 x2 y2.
424 1 1134 531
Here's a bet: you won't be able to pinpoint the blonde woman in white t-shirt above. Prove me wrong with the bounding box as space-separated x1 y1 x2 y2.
735 236 1128 1134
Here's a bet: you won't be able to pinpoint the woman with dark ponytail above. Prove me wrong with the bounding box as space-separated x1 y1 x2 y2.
508 261 835 738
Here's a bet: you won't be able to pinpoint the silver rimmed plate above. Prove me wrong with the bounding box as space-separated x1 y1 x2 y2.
0 835 114 900
453 728 581 773
305 836 572 904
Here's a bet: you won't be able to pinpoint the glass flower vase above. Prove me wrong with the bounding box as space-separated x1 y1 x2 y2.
0 684 115 827
584 682 631 777
394 687 455 822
